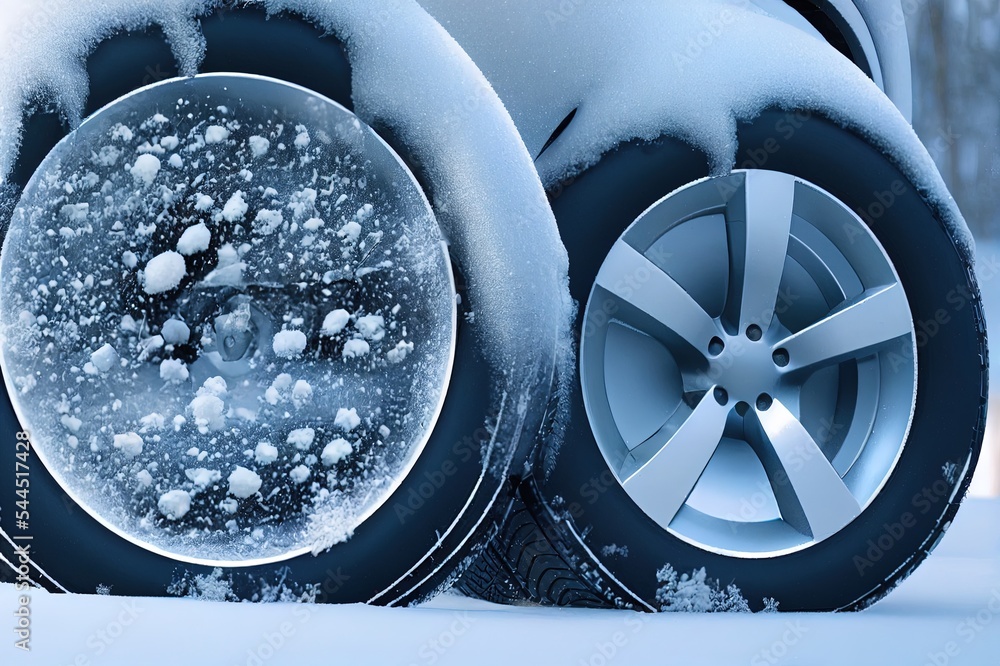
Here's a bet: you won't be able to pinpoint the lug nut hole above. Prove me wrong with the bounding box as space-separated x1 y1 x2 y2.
746 324 763 342
709 336 725 356
772 348 790 367
756 393 773 411
714 387 729 406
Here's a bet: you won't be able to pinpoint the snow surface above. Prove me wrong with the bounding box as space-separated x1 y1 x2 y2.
1 499 997 665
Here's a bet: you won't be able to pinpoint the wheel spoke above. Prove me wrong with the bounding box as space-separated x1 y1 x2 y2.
620 390 729 529
594 239 720 355
777 284 911 372
755 399 860 540
725 171 796 333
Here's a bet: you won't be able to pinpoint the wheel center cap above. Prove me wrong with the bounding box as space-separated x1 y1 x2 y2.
710 331 783 404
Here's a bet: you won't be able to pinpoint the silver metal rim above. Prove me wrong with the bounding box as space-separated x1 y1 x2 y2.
580 170 917 557
0 73 458 566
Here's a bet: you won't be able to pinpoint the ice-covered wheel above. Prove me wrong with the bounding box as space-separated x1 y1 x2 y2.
459 111 987 612
3 73 459 565
0 4 569 604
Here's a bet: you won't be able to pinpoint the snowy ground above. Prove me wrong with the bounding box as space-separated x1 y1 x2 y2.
2 499 998 665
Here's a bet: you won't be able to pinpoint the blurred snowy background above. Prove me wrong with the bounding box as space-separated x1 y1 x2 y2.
908 0 1000 496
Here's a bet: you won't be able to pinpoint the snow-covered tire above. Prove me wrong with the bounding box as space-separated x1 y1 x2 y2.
460 110 987 612
0 4 568 605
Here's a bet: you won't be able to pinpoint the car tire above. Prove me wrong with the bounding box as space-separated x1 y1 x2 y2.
0 5 566 606
459 109 988 612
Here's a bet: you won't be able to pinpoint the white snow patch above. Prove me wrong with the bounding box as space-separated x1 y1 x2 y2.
185 467 222 489
248 135 270 157
112 124 134 142
272 330 307 358
194 193 215 211
159 358 189 384
294 127 311 148
136 469 154 488
142 251 186 294
342 339 370 358
204 125 230 144
221 191 249 222
289 465 311 484
197 376 228 398
161 318 191 345
90 343 118 373
189 394 225 432
335 408 361 432
386 340 414 364
287 427 315 451
177 222 211 255
61 414 83 434
139 413 165 431
254 442 279 465
321 438 353 466
355 314 385 341
158 490 191 520
337 220 362 243
254 208 284 235
321 309 350 336
112 432 143 457
129 153 161 185
61 203 89 223
227 466 262 499
292 379 312 403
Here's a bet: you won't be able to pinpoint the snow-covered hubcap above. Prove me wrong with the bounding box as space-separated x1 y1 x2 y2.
0 74 457 564
580 170 916 557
